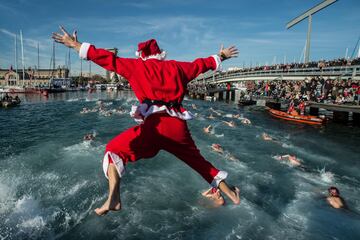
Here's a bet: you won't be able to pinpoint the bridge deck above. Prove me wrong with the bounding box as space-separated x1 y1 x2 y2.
192 65 360 85
308 102 360 113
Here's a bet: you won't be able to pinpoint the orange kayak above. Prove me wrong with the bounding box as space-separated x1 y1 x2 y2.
268 108 324 125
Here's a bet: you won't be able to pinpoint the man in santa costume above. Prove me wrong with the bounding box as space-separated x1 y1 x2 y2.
53 26 240 215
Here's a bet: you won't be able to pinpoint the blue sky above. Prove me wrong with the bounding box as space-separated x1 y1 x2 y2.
0 0 359 75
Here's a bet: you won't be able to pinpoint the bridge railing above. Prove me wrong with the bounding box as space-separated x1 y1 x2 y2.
192 65 360 84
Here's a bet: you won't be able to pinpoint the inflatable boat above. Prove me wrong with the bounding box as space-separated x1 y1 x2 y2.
268 108 324 125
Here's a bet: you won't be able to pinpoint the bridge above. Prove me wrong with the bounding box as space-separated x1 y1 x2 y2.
187 65 360 125
188 65 360 101
191 65 360 85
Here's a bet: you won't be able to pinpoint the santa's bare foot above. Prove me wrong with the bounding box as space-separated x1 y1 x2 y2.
95 197 121 216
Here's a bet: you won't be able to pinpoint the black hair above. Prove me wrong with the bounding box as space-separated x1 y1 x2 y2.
328 186 340 195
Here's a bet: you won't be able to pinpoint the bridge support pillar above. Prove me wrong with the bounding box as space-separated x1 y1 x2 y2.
234 90 241 103
352 112 360 126
230 90 235 101
333 111 349 123
219 91 224 101
309 107 319 116
225 90 230 101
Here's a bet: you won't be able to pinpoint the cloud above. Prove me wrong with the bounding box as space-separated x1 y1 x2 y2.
0 28 50 50
120 2 152 8
242 38 274 44
0 2 17 15
0 29 16 38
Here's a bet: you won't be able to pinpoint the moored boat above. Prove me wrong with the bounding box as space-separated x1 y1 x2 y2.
268 108 324 125
1 98 21 108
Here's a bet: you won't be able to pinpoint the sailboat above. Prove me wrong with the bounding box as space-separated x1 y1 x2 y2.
0 31 26 93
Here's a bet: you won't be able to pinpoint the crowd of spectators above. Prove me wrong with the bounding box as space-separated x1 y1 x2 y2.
249 77 360 105
188 57 360 105
188 77 360 105
229 57 360 73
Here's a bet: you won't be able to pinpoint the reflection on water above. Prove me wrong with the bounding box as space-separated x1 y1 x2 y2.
0 91 360 240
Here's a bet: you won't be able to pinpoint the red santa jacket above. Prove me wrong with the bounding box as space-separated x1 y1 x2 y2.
79 43 221 122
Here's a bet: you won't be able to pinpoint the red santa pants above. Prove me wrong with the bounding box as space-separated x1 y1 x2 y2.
103 112 227 187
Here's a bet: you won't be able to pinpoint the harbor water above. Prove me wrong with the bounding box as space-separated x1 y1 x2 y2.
0 91 359 240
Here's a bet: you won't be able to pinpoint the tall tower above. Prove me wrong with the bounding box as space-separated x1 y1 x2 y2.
286 0 337 63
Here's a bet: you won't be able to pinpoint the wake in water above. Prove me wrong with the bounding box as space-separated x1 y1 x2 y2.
66 98 80 102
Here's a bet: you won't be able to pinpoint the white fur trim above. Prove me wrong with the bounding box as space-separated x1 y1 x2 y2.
135 50 167 61
103 151 125 179
130 103 194 123
79 42 91 60
211 170 228 187
212 55 222 72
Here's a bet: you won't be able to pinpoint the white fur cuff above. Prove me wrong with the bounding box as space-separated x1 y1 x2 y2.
211 170 228 187
135 51 167 61
212 55 222 72
79 42 91 60
103 151 125 179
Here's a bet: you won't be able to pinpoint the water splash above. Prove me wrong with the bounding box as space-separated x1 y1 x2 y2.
319 168 335 184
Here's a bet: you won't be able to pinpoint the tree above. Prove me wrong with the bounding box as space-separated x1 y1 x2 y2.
92 74 107 83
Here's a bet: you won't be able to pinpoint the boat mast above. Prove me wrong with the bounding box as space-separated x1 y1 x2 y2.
37 42 40 80
68 48 71 77
20 30 25 87
53 42 55 74
50 41 56 79
15 34 18 84
89 61 91 79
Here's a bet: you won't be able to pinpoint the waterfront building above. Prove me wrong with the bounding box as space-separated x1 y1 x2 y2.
0 67 69 87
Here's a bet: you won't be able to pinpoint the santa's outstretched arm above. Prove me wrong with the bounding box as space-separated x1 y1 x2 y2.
52 26 135 80
180 45 239 83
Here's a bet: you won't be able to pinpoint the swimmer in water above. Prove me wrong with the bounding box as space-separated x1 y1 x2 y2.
222 120 236 128
84 133 95 141
224 152 238 161
211 143 224 154
80 107 90 114
275 154 301 167
202 187 225 207
203 125 213 134
241 118 251 125
327 186 348 209
207 113 215 119
262 132 273 141
210 107 222 116
191 103 197 110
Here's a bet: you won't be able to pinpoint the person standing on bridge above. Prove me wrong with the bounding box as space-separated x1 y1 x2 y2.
52 26 240 215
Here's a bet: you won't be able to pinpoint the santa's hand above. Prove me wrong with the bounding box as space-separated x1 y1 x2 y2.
218 44 238 61
52 26 81 52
